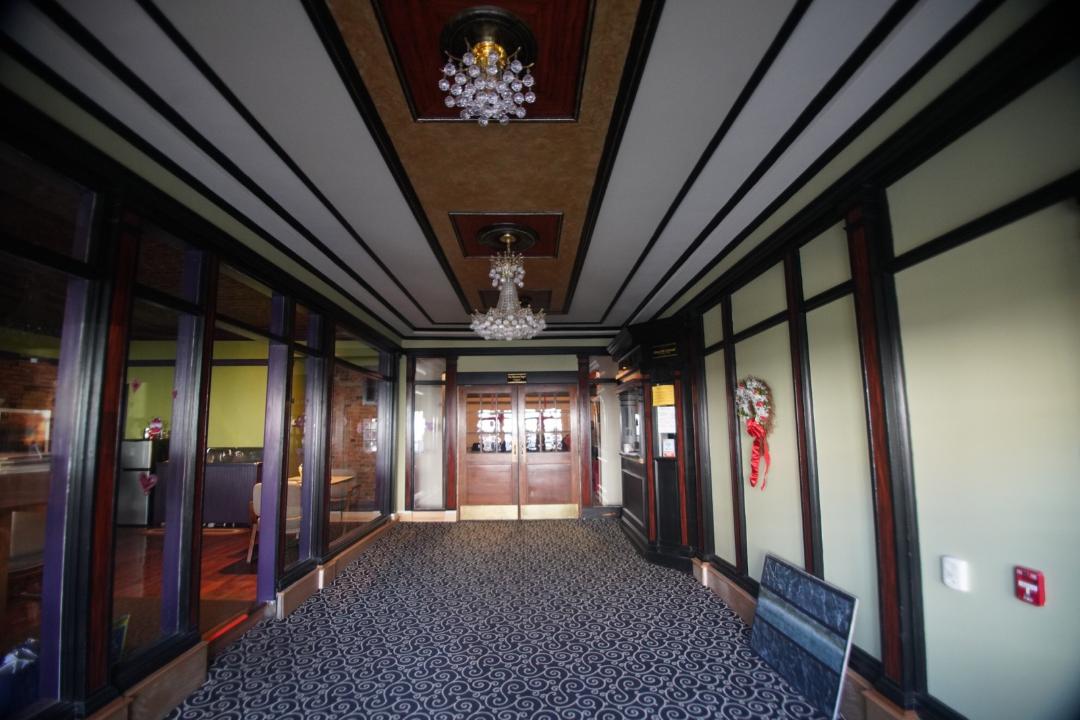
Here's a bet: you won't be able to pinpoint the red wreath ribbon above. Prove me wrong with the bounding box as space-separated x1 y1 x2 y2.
746 418 771 490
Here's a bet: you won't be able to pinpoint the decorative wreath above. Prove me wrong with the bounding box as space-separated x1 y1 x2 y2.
735 376 772 489
735 377 772 429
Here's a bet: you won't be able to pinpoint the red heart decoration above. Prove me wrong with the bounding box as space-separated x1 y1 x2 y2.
139 472 158 495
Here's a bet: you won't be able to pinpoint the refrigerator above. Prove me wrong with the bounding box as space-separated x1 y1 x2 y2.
117 439 168 525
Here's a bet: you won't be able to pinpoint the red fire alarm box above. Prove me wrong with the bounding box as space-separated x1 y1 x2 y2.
1014 566 1046 606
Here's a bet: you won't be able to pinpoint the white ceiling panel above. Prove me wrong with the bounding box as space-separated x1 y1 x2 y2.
54 0 438 328
605 0 894 324
1 1 413 334
631 0 980 322
154 0 467 325
563 0 796 323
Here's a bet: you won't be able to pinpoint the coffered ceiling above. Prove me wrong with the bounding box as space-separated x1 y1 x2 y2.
0 0 990 339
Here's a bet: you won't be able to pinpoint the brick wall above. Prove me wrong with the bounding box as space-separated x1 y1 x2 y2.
329 362 379 508
0 356 57 452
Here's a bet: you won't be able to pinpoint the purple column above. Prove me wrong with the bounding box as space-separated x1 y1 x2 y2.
257 295 290 602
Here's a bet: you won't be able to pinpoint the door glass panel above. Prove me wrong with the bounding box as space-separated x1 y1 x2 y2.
283 351 308 569
465 392 513 453
524 392 571 453
328 363 383 547
137 225 202 304
412 384 444 509
200 322 265 635
112 300 187 663
216 265 272 334
0 254 88 712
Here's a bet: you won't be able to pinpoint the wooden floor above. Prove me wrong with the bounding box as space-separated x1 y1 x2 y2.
2 527 260 658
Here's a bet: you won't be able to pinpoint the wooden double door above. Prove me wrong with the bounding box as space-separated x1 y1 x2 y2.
458 384 579 520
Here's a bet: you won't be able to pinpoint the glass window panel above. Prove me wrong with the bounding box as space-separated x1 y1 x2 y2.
329 362 384 546
618 386 643 457
284 351 308 569
414 357 446 382
0 143 92 261
216 265 273 333
524 391 571 453
412 384 444 509
464 392 513 454
334 326 380 371
137 225 202 303
199 322 266 634
0 254 87 712
112 301 187 663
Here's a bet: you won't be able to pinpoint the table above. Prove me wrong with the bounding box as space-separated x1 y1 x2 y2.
0 469 50 616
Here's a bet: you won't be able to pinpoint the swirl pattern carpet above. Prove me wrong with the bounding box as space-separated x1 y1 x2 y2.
170 519 825 719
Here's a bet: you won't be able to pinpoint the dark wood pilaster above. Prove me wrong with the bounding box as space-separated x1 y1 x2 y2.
846 195 923 703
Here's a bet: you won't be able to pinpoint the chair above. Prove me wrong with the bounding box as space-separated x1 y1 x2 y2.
246 481 303 563
328 468 352 522
8 511 46 573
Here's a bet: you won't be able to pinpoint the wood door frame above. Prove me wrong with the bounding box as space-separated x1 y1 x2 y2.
457 383 580 519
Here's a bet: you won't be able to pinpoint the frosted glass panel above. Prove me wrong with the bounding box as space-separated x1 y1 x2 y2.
800 222 850 298
731 262 786 334
897 202 1080 720
806 296 880 659
412 385 444 509
734 322 803 579
704 351 735 564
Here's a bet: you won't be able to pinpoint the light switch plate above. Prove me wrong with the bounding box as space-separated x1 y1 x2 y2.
942 555 971 592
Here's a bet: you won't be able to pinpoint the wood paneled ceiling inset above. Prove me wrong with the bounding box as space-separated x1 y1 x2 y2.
372 0 593 121
451 212 562 258
480 288 552 312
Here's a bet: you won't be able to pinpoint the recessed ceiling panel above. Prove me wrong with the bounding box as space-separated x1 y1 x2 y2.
451 212 562 258
372 0 592 121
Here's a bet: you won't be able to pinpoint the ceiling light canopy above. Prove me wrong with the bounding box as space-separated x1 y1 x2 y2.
438 7 538 126
470 232 546 340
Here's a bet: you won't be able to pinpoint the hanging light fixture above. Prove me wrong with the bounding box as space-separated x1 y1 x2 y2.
438 7 538 126
470 233 546 340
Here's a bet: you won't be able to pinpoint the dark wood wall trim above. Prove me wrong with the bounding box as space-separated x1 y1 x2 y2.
86 213 138 691
785 252 823 577
846 196 922 702
720 299 747 574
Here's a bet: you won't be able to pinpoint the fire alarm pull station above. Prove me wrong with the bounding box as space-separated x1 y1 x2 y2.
1014 566 1045 606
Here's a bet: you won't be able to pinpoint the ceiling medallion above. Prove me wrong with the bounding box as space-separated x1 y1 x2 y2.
471 232 546 340
438 7 538 126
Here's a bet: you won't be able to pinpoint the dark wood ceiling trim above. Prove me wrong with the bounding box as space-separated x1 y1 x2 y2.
653 0 1007 320
561 0 665 316
0 41 405 347
597 0 812 325
625 0 918 325
32 0 420 332
301 0 473 316
138 0 439 326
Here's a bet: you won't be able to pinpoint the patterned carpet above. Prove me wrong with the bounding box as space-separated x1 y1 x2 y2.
171 520 825 719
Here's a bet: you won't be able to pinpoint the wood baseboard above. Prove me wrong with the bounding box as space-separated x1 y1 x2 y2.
121 641 207 720
397 510 458 522
520 503 578 520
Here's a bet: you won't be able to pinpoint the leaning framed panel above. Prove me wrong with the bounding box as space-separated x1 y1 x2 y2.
750 553 858 720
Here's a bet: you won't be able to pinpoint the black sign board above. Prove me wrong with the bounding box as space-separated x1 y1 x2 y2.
506 372 528 384
652 342 678 359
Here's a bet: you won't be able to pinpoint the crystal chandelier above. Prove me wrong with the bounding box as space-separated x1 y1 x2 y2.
439 38 536 126
471 233 546 340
